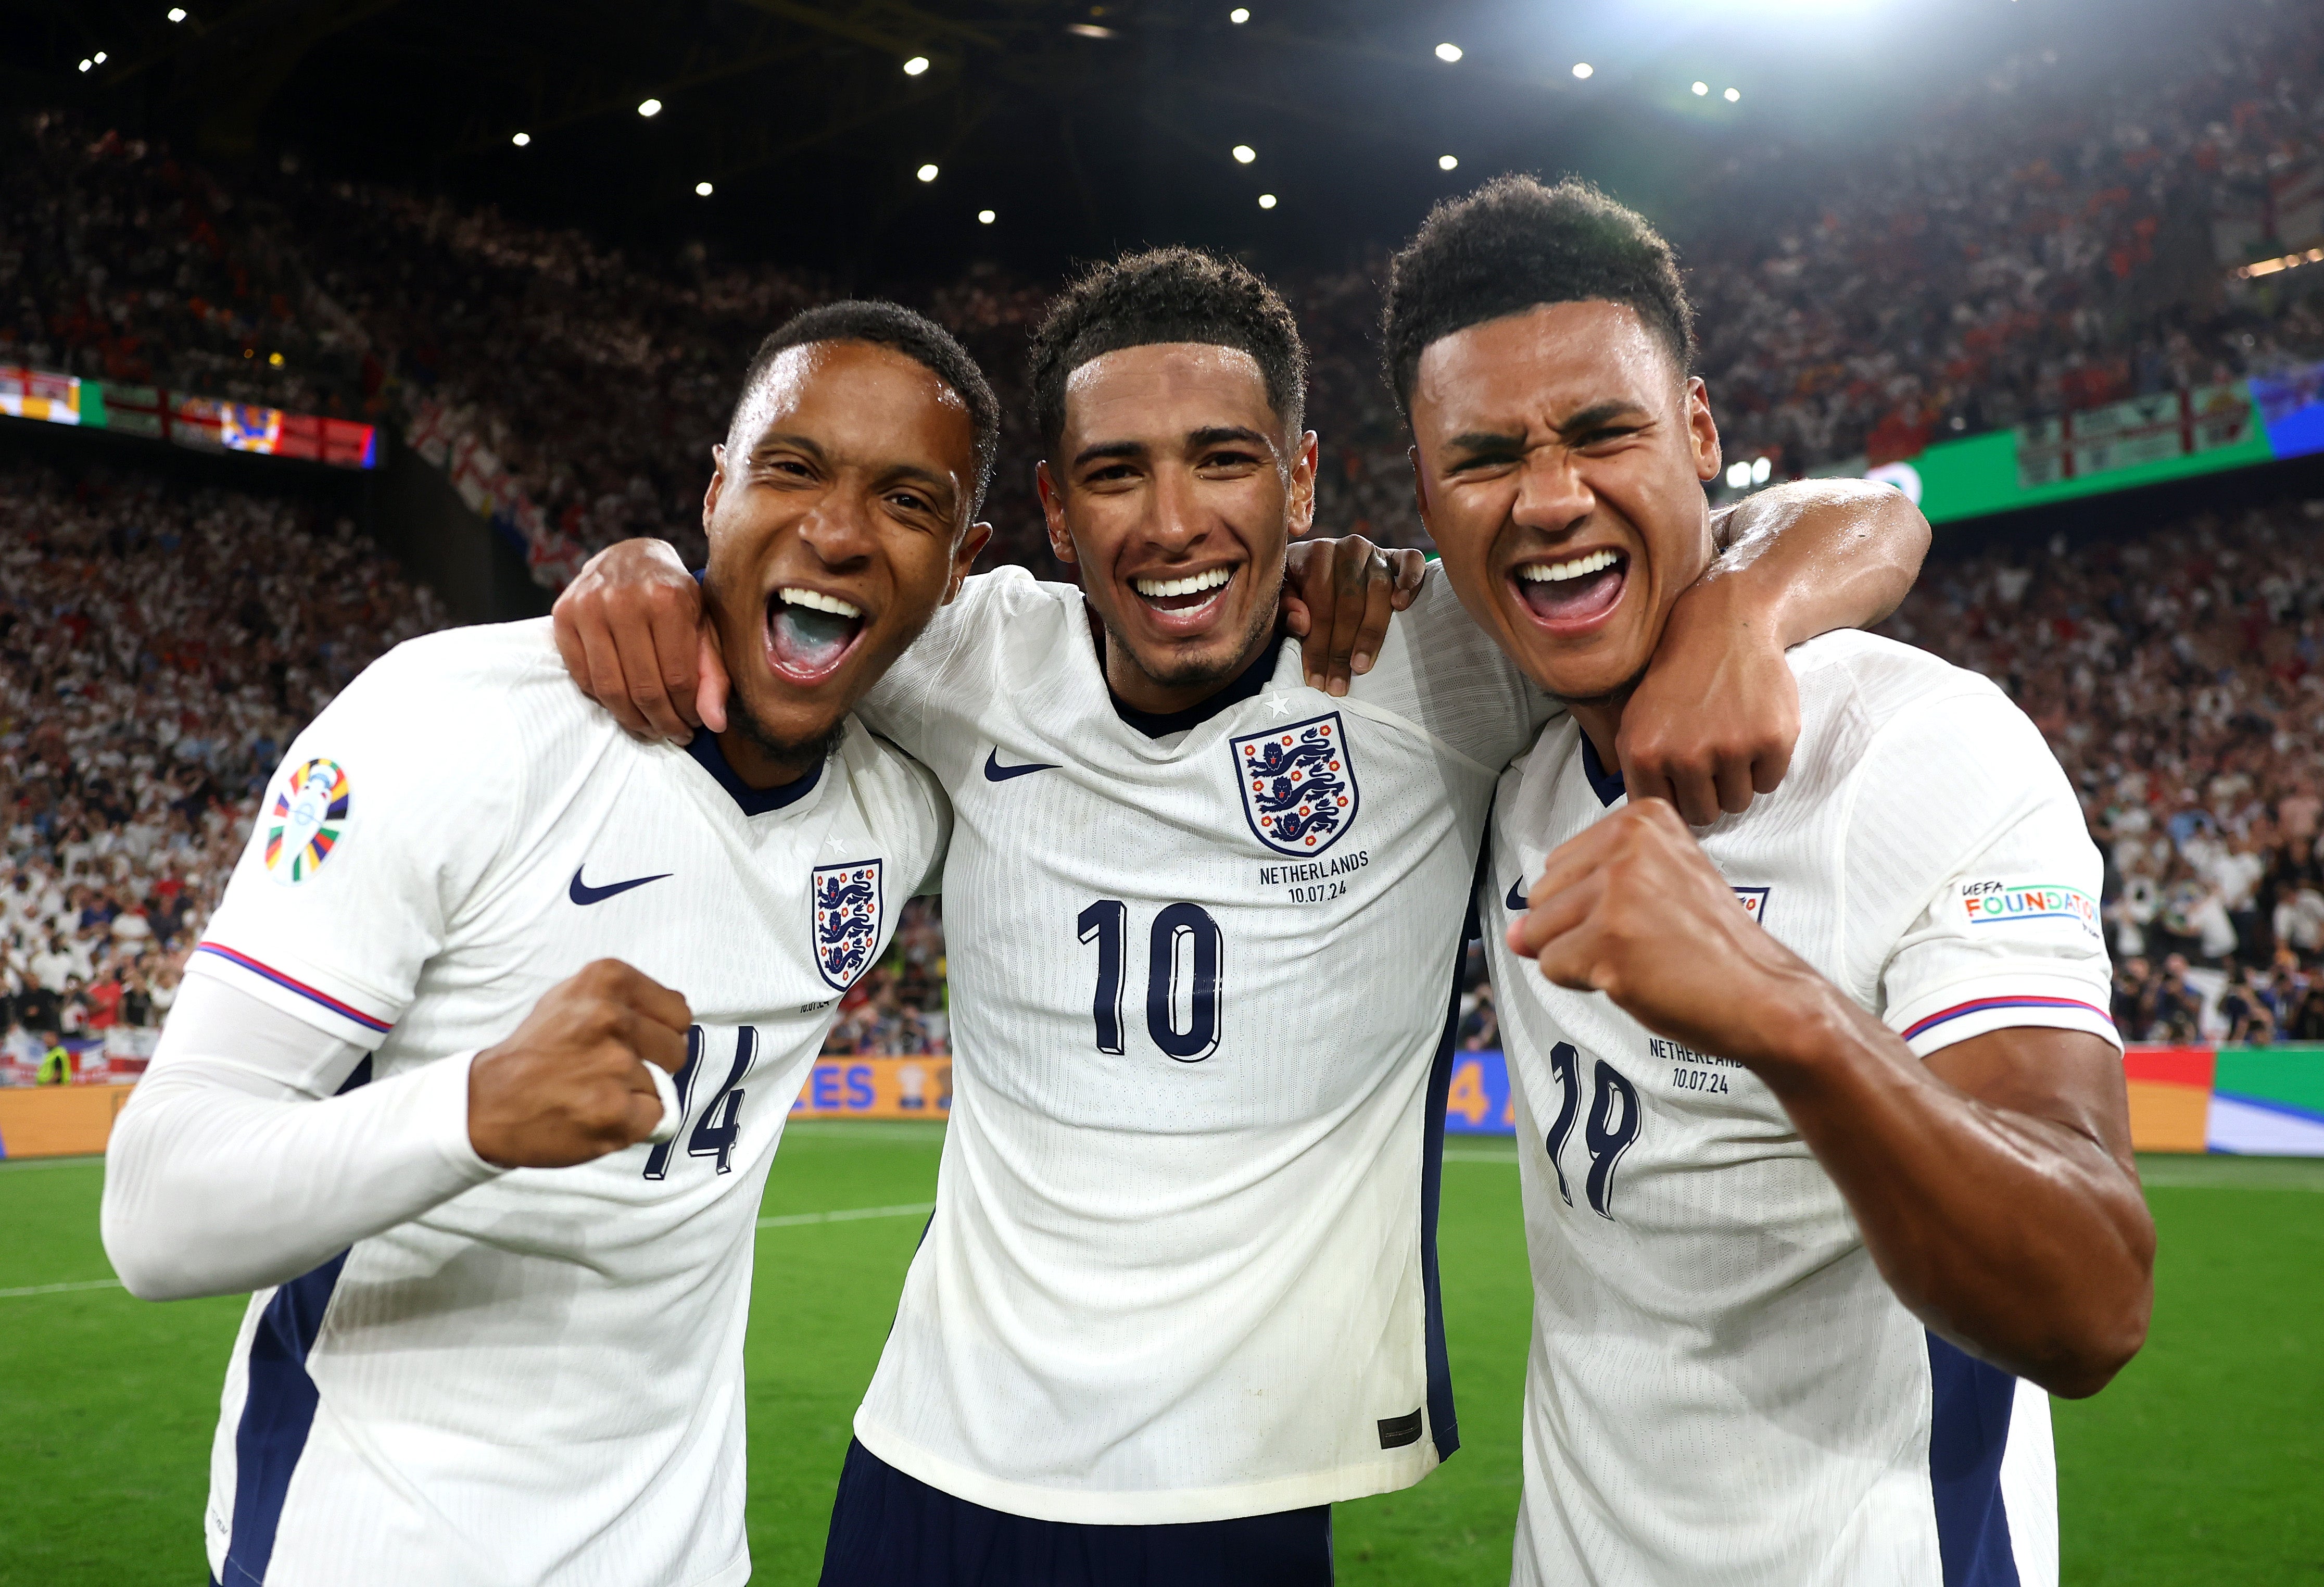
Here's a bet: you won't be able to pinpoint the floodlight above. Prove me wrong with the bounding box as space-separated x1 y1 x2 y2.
1258 193 1278 209
167 6 186 18
1751 456 1771 485
1438 155 1458 171
1230 7 1250 20
78 58 91 71
1435 42 1462 62
978 209 996 224
638 98 663 117
511 132 532 147
903 56 930 76
1572 62 1593 79
1726 461 1751 489
1691 81 1709 96
1232 144 1256 164
695 181 713 197
1724 87 1740 102
917 163 939 182
94 51 107 62
268 351 284 367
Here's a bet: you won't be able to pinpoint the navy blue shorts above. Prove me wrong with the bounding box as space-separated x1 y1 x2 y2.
818 1438 1335 1586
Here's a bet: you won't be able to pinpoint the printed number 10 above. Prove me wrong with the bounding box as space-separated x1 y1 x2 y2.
1077 900 1223 1062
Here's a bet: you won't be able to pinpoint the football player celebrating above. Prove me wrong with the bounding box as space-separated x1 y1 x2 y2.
101 303 991 1587
1395 177 2152 1585
555 247 1929 1586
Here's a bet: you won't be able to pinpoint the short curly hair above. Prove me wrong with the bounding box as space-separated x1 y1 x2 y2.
1382 175 1696 421
1028 247 1307 454
735 299 1000 518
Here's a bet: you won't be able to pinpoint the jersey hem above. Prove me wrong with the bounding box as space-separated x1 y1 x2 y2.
850 1414 1439 1526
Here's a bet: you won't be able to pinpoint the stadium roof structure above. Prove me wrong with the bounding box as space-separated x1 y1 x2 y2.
12 0 2224 276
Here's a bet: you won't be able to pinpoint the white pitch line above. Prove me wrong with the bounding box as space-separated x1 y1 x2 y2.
0 1278 123 1300
756 1201 934 1229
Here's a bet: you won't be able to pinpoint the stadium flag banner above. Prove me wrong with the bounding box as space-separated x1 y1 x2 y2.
0 364 375 468
0 364 100 427
1864 357 2324 524
791 1056 952 1120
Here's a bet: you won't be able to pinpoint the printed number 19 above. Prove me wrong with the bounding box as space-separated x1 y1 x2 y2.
1078 899 1223 1062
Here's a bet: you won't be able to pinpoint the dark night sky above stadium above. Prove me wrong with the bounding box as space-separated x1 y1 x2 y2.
8 0 2224 285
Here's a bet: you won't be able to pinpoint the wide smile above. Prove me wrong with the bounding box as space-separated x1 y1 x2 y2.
1127 564 1238 635
764 585 870 686
1508 548 1628 635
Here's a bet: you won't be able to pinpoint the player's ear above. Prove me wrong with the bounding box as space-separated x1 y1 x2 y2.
1289 431 1320 537
1407 446 1436 540
1036 461 1077 566
947 522 993 603
1685 377 1721 484
703 443 729 528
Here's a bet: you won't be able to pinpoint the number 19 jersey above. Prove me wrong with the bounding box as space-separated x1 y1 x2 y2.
850 566 1546 1523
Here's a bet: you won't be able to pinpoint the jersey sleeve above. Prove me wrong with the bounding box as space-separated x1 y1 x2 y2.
191 635 528 1051
1842 685 2118 1058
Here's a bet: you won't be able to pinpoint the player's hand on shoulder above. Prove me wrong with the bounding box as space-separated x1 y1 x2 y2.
468 960 692 1169
1512 799 1821 1067
552 538 728 744
1619 578 1802 826
1282 534 1426 697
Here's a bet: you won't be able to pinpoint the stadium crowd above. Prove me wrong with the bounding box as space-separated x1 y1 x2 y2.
0 462 449 1079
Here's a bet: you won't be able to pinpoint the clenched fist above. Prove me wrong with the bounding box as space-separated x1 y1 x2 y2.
468 960 692 1168
1510 799 1833 1073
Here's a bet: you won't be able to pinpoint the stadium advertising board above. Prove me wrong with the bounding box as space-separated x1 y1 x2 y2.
1845 358 2324 524
789 1055 952 1120
0 364 377 468
1441 1048 2324 1155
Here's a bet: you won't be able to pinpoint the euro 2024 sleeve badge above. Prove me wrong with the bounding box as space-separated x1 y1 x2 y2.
1232 712 1359 857
813 860 885 991
265 758 351 886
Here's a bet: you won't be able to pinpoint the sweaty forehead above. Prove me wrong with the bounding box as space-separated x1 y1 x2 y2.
1062 342 1276 440
1410 301 1678 434
735 340 971 459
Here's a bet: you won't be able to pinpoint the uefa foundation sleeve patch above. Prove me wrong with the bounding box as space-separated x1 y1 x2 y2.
1956 878 2100 939
265 757 352 886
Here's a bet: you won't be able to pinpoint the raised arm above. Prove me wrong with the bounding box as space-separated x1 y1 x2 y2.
1623 480 1929 823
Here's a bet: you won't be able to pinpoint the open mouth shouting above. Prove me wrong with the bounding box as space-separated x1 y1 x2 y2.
1512 548 1627 633
1129 564 1237 633
766 585 868 685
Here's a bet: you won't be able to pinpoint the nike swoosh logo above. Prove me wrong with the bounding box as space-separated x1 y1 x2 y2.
1506 877 1529 911
569 867 672 906
983 748 1060 782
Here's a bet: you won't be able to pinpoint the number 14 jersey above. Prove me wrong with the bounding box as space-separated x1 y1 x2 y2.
851 565 1546 1523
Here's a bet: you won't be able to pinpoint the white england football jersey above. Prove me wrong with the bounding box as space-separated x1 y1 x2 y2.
1479 630 2116 1587
850 564 1549 1523
180 619 946 1587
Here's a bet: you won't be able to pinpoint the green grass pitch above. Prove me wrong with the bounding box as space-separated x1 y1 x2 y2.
2 1129 2318 1583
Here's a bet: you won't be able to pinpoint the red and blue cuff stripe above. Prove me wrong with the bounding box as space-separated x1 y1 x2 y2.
1902 994 2115 1043
194 943 394 1035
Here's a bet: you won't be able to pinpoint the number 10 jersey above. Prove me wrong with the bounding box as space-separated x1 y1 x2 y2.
851 566 1547 1523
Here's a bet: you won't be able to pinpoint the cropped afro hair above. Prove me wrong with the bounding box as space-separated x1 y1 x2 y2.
1382 175 1696 421
1027 247 1307 454
733 299 1000 518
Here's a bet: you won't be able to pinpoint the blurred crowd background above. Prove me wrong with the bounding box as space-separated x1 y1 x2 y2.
6 0 2324 1071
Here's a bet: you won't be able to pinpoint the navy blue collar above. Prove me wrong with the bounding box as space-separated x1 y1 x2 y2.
1579 732 1626 808
686 729 825 816
1105 632 1282 740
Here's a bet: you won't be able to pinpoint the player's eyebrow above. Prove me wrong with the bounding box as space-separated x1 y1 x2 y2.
750 431 827 463
1185 425 1273 455
1555 401 1651 438
1442 427 1528 461
1071 438 1148 468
